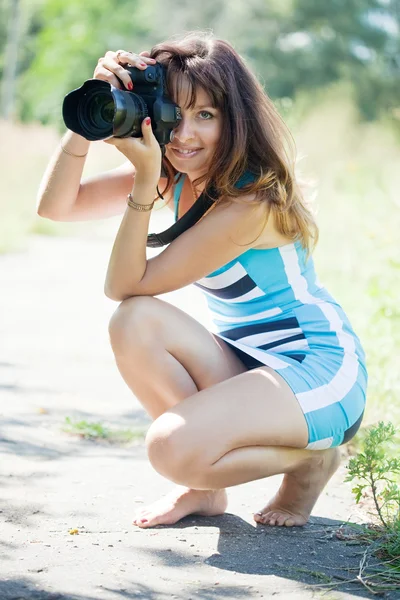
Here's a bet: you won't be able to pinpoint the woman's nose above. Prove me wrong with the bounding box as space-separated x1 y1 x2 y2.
173 118 195 143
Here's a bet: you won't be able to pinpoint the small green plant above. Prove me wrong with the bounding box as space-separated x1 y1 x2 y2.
346 421 400 528
341 421 400 591
63 416 146 444
311 424 400 595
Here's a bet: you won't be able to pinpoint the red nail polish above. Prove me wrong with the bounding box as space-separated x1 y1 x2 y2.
127 81 133 90
145 117 151 125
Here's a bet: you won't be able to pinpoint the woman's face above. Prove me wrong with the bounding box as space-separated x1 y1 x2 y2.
165 78 222 182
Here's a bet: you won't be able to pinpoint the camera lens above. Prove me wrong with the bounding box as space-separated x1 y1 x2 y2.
84 93 115 129
76 88 115 138
63 79 151 141
96 98 115 123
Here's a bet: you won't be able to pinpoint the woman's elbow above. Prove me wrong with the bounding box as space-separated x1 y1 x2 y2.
104 283 123 302
36 208 60 221
104 283 135 302
36 199 64 221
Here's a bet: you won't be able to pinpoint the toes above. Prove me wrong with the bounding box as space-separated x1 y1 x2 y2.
267 512 280 526
261 511 274 525
133 514 153 528
135 518 150 528
284 517 296 527
276 513 289 527
254 510 296 527
133 512 149 526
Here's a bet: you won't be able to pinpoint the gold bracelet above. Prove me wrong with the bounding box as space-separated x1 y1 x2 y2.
127 193 155 212
60 140 88 158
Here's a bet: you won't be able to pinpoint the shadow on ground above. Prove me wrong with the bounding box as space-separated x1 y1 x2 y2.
132 513 393 599
0 579 261 600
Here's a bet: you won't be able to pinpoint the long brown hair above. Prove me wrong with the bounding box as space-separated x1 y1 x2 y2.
151 31 318 252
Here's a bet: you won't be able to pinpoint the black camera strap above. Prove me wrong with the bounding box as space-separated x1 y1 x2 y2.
146 187 217 248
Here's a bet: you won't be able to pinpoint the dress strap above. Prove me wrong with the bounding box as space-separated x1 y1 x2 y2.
173 174 186 221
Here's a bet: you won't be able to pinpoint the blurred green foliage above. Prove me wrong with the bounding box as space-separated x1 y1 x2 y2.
0 0 399 127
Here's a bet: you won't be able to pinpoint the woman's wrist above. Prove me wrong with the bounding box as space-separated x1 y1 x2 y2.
132 171 159 196
132 174 159 198
61 130 90 156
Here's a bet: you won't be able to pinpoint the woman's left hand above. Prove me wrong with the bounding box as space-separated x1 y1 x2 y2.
104 117 161 187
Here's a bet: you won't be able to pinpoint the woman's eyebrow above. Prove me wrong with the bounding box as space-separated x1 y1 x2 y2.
194 104 215 109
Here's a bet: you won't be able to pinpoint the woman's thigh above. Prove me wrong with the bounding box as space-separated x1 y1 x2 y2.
109 295 249 391
145 364 310 483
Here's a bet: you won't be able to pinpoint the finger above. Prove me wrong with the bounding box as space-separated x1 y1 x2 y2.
93 63 123 89
139 51 156 63
141 117 155 144
95 57 132 90
116 51 156 70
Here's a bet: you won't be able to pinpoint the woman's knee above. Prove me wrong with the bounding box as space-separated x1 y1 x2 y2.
145 413 201 484
108 296 160 355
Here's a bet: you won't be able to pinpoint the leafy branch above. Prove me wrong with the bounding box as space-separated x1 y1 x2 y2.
345 421 400 528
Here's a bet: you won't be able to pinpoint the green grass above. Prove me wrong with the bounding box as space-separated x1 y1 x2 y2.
63 416 146 444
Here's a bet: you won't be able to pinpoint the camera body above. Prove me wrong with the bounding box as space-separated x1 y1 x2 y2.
62 63 181 146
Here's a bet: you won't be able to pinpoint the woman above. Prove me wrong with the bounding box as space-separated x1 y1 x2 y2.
37 32 367 529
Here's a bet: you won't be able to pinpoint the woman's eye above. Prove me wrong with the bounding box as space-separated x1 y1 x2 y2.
199 110 213 120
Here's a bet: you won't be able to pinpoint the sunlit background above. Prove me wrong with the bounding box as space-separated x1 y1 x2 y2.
1 0 399 443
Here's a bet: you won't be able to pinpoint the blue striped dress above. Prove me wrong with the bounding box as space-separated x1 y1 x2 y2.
173 174 368 449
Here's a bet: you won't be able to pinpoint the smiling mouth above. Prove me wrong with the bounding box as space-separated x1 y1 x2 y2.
171 147 202 157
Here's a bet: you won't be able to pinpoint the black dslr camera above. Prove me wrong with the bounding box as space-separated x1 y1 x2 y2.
62 63 181 146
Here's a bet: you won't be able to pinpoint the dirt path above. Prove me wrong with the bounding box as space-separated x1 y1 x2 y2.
0 231 390 600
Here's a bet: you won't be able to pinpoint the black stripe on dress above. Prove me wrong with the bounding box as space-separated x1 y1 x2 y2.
220 316 301 341
281 352 306 363
259 332 306 351
194 274 256 300
341 411 364 445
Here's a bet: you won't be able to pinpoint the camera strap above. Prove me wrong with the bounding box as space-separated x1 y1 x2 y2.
146 187 217 248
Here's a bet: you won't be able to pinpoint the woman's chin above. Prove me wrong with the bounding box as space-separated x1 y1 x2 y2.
167 158 208 177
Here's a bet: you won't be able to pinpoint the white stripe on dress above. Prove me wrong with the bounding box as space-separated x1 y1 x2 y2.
215 334 290 370
197 261 266 303
279 245 359 413
238 327 304 348
210 306 282 324
197 262 247 289
267 338 309 354
199 285 265 303
306 437 334 450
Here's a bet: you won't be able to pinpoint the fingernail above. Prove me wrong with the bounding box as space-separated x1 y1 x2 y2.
140 62 146 67
145 117 151 126
127 81 133 90
139 518 148 524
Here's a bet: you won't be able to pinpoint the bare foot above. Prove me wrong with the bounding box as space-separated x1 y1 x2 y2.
133 486 228 528
254 447 341 527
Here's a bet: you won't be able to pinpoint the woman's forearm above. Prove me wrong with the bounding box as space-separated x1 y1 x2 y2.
36 130 90 219
104 180 157 300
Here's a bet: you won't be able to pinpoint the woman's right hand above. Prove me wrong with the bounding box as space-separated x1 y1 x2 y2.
92 50 157 90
